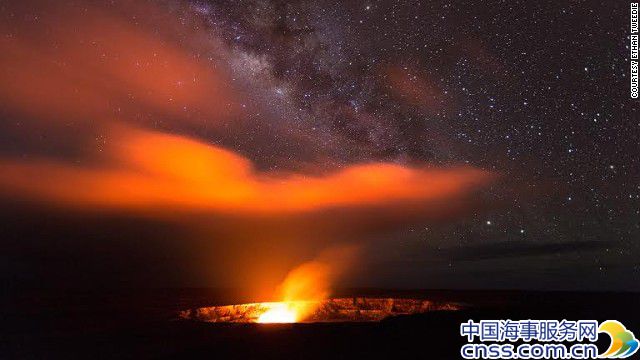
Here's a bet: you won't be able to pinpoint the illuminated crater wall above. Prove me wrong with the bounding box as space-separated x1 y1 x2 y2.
179 297 461 323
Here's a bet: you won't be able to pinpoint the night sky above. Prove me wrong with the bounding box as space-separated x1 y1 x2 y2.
0 0 637 293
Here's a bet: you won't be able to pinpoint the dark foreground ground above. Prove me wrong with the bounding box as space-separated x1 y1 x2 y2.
1 289 639 359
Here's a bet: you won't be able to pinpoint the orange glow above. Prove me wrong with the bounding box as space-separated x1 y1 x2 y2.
279 261 332 302
270 262 330 321
0 126 494 214
256 303 300 323
251 246 359 322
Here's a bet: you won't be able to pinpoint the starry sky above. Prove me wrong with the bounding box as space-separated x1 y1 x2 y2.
0 0 638 293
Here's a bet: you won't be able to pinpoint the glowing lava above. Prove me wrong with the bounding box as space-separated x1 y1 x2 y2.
256 303 298 323
179 297 461 323
179 249 461 324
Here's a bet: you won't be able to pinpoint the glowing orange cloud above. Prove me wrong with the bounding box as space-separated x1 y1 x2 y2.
0 1 236 125
0 126 494 214
0 1 494 216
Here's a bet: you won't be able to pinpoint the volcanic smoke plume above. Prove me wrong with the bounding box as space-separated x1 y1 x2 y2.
180 241 456 324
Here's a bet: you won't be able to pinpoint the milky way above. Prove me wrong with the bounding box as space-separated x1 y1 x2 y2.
172 0 639 289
